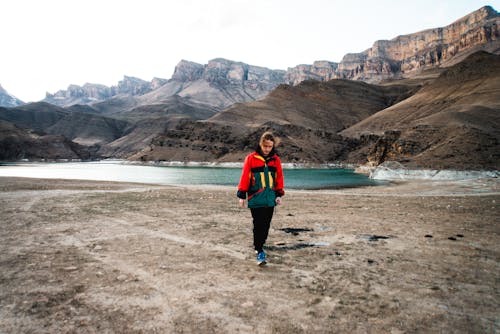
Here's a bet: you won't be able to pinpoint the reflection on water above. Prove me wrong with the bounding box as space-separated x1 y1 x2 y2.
0 161 382 189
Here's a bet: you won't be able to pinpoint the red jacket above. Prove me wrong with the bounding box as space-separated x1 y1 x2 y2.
237 150 285 207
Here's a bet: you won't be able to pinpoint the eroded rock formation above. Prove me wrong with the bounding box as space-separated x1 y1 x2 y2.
286 6 500 84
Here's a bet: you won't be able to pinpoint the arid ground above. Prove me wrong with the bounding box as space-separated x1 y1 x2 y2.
0 177 498 333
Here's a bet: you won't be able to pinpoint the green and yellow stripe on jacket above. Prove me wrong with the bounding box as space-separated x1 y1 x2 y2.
237 151 285 208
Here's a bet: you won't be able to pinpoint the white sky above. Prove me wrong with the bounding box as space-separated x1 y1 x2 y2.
1 0 498 102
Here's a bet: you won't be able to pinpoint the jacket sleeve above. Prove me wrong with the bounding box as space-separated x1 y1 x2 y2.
274 156 285 197
237 155 251 199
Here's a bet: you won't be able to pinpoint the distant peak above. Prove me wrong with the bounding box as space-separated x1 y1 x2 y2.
176 59 203 67
120 76 148 84
479 5 498 16
172 60 204 81
452 5 499 25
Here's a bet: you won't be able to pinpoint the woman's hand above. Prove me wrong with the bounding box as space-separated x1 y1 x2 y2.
275 197 282 205
239 198 246 208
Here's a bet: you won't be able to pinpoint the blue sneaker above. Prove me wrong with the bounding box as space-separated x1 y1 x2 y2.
256 251 266 265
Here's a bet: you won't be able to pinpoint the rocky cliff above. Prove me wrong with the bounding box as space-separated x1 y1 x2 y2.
3 6 499 170
341 51 500 170
0 84 24 107
140 58 286 109
38 6 500 109
285 61 339 86
130 51 500 170
44 58 286 111
43 76 167 107
286 6 500 84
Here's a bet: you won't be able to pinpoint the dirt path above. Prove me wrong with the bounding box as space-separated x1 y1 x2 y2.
0 177 498 333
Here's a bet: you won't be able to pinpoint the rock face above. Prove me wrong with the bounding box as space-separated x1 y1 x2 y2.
132 51 500 170
285 61 339 86
171 60 204 81
44 58 286 111
173 58 286 87
341 51 500 170
0 84 24 107
152 58 287 109
2 6 499 170
43 76 167 107
286 6 500 84
39 6 500 110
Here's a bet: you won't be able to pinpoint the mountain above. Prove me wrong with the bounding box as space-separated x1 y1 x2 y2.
130 51 500 170
0 84 24 107
42 58 286 112
162 58 286 108
0 102 129 147
1 6 499 170
340 51 500 169
38 6 499 113
129 79 419 163
209 79 417 132
97 95 219 157
43 76 168 107
0 102 68 132
286 6 500 85
0 119 96 161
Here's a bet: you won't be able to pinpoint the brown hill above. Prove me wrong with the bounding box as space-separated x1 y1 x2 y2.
0 120 96 161
132 52 499 169
0 102 130 147
98 116 192 158
0 102 67 132
209 80 417 132
96 95 220 158
46 112 129 146
131 80 417 163
107 95 219 121
341 51 500 169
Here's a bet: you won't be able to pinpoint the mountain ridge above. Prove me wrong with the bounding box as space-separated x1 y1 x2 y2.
0 84 24 108
130 51 499 170
286 5 500 84
3 5 490 111
0 6 498 170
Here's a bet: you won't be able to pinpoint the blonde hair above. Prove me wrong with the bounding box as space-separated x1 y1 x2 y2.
259 131 280 147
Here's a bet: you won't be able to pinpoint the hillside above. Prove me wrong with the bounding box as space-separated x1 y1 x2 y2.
0 102 130 146
0 84 23 107
1 7 499 170
341 51 500 169
286 6 500 84
210 79 418 132
0 120 95 161
33 6 499 112
130 80 418 163
131 52 499 170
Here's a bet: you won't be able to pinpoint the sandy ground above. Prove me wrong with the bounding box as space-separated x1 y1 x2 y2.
0 176 498 333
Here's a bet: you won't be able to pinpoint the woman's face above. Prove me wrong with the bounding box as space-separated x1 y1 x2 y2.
260 139 274 156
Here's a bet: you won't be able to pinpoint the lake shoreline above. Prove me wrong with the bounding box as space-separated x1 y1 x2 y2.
2 159 498 182
0 161 380 189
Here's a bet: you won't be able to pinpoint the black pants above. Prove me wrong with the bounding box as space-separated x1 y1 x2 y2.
250 206 274 252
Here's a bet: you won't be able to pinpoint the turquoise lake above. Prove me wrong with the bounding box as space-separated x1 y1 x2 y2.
0 161 383 189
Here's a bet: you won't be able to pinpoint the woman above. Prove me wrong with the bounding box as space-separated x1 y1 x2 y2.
237 131 285 265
